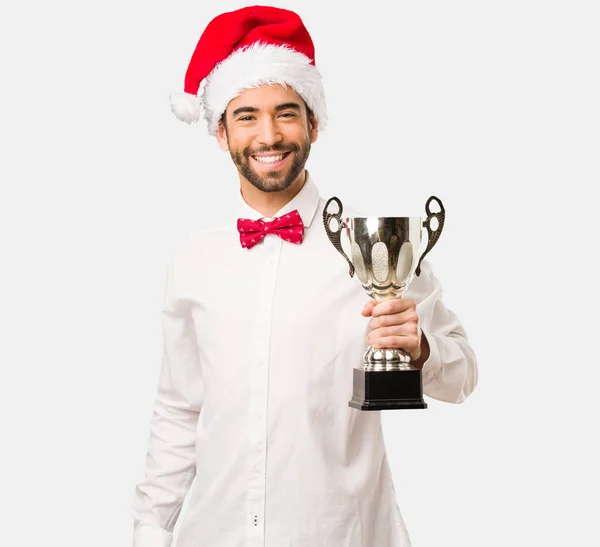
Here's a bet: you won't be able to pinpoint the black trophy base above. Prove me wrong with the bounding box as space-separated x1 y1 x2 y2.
349 367 427 411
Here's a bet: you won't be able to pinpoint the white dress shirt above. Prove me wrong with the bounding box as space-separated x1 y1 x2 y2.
131 174 478 547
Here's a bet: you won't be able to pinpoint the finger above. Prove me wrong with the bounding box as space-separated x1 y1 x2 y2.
361 299 377 317
368 324 417 343
369 309 419 330
371 298 415 317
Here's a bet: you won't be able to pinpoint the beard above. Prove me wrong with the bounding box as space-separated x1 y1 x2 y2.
230 138 311 193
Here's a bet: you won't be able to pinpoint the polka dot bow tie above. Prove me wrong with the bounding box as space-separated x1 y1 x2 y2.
237 209 304 249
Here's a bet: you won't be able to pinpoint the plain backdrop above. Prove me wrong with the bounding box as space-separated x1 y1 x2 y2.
1 0 599 545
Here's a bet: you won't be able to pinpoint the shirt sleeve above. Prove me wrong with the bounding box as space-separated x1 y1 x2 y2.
131 251 203 547
406 259 478 403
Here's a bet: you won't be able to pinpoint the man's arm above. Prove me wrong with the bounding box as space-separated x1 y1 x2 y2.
407 259 478 403
131 254 203 547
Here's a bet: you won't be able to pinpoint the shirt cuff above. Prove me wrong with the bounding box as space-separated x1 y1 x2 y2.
420 326 442 383
133 524 173 547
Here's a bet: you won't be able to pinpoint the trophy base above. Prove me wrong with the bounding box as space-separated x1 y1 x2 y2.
348 367 427 411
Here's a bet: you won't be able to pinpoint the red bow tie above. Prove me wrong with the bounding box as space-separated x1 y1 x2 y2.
237 209 304 249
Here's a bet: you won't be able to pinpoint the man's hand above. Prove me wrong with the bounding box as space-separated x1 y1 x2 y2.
361 297 430 368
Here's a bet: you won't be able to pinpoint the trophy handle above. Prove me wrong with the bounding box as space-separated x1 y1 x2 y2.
323 197 355 277
416 195 445 276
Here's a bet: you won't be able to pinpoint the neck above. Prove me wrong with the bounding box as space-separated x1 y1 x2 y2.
239 170 307 218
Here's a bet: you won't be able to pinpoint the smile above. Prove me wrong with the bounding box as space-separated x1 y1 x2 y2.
251 152 291 164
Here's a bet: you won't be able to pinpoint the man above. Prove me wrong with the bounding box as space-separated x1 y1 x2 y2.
131 6 478 547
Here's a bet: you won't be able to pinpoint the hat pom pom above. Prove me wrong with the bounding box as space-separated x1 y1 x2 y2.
169 92 201 123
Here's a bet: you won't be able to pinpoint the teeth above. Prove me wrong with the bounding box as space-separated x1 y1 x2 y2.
254 154 285 163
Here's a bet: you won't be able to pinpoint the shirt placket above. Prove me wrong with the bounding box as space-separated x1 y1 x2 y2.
246 232 282 546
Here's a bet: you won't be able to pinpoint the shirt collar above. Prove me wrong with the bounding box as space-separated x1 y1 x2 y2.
236 171 320 228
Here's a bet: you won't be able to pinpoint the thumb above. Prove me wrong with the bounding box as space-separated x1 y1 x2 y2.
361 299 377 317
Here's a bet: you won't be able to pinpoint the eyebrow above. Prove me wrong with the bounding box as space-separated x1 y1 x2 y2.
275 102 302 112
231 102 302 117
231 106 259 116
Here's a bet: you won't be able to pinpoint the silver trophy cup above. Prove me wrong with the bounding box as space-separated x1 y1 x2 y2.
323 196 445 410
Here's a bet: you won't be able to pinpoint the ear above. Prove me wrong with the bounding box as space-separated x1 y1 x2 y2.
308 113 319 144
216 118 229 151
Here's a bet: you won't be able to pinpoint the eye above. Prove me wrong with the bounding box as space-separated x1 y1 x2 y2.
238 116 255 122
279 112 297 118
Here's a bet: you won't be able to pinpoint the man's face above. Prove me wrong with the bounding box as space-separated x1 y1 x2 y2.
216 83 319 193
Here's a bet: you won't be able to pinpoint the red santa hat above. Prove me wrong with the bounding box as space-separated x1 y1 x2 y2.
169 5 328 136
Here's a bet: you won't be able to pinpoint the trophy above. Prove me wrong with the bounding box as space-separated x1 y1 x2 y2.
323 196 445 411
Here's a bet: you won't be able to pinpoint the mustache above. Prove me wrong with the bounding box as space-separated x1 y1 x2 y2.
244 143 299 157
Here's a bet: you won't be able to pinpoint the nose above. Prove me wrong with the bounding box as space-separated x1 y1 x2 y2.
256 116 283 147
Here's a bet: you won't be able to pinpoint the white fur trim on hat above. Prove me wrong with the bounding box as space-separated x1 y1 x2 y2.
201 42 327 136
169 92 202 124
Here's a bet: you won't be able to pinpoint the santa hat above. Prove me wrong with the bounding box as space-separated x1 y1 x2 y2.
169 5 327 136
